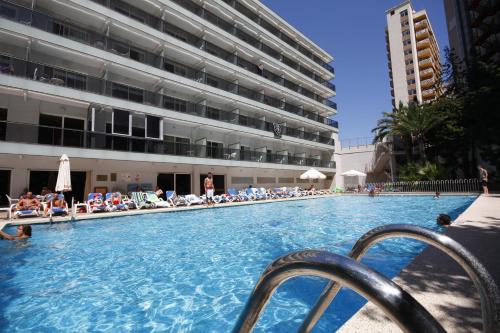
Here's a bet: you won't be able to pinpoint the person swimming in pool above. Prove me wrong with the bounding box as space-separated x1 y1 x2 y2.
436 214 452 227
0 225 32 240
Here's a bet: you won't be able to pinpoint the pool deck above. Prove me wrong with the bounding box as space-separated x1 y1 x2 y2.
0 192 477 228
0 193 338 228
338 194 500 333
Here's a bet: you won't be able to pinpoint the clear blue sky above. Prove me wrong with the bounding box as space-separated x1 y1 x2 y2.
261 0 449 141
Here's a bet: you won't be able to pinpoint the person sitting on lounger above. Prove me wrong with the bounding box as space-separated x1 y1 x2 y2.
307 185 316 195
17 192 40 211
44 193 66 216
155 186 163 198
0 225 32 240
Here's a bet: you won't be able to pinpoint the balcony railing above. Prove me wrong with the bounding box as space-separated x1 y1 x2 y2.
0 56 335 146
219 0 335 74
0 120 336 169
89 0 336 89
0 0 338 121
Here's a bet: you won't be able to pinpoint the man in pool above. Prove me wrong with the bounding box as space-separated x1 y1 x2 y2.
436 214 452 227
0 225 32 240
204 172 215 207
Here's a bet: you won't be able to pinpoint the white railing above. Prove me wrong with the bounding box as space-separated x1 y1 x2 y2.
365 179 481 193
340 137 374 149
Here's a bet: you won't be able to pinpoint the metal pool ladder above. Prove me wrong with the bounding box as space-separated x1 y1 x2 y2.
232 224 500 333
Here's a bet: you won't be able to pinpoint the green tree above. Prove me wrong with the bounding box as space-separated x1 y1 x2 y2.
372 102 443 162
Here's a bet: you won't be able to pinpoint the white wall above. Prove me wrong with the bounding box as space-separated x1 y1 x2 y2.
336 145 376 189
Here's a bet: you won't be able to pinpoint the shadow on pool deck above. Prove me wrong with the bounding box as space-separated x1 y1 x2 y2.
339 195 500 333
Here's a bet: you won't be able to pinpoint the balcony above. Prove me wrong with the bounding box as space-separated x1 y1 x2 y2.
216 0 335 75
0 0 337 114
419 58 433 69
0 121 336 169
414 20 428 30
415 29 429 41
168 0 335 77
0 56 335 147
420 78 434 89
422 88 436 99
417 48 431 59
416 39 430 50
420 68 434 79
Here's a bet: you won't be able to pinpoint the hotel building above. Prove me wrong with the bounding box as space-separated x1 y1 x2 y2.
0 0 338 203
444 0 500 66
385 1 442 106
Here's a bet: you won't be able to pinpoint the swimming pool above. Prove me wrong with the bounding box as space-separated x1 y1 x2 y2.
0 195 474 332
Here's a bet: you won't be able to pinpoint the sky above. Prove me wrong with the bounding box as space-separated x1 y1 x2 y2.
261 0 450 142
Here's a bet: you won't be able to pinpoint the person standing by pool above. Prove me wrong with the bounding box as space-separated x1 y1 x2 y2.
0 225 32 240
478 165 489 195
204 172 215 206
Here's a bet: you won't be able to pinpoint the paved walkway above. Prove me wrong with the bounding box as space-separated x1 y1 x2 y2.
339 194 500 332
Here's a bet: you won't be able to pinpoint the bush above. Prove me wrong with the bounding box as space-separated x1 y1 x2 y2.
399 162 447 181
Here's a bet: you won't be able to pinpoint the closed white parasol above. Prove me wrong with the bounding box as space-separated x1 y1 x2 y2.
300 169 327 180
55 154 72 192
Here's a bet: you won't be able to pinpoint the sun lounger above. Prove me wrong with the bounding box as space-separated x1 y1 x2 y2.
288 187 302 197
214 193 232 203
87 193 109 213
257 187 273 200
14 195 41 218
131 192 155 209
245 188 257 200
165 191 188 207
45 194 69 217
105 193 129 211
145 191 171 208
184 194 204 206
227 188 243 202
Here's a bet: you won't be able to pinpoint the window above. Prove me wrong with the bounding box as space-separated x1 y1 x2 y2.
403 39 412 46
206 106 220 120
401 20 409 27
402 30 411 36
404 49 413 55
406 69 415 75
163 96 187 112
146 115 160 138
0 3 17 18
38 114 62 145
0 108 7 141
408 89 417 95
400 9 408 17
407 79 416 85
405 59 414 65
113 109 129 135
207 141 223 158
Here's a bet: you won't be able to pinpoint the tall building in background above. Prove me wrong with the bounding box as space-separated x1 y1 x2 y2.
444 0 500 66
0 0 338 203
385 1 442 107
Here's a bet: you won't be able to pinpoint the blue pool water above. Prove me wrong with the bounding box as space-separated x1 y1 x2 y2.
0 195 474 332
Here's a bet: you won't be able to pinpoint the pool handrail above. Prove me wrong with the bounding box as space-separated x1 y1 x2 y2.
298 224 500 333
231 249 446 333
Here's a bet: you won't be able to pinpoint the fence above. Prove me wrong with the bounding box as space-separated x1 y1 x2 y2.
340 137 374 149
364 179 481 193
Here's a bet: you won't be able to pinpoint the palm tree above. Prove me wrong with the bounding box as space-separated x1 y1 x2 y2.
372 102 442 162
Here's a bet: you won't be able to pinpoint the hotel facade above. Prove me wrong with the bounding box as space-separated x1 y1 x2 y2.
444 0 500 66
0 0 338 203
385 1 442 107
